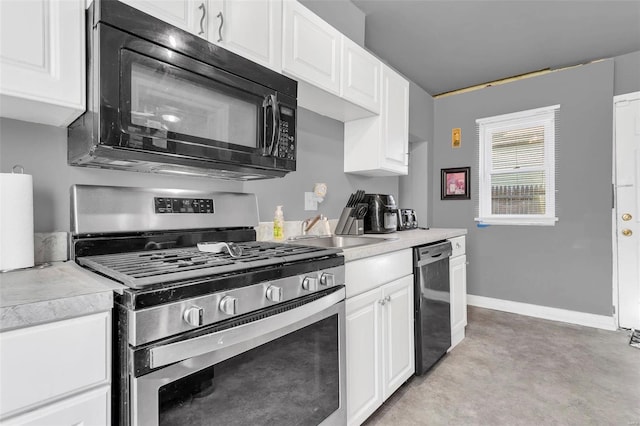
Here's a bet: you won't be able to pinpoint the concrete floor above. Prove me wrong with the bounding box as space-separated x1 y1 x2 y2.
364 306 640 426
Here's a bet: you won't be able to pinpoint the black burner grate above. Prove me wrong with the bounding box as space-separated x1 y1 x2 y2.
78 241 338 288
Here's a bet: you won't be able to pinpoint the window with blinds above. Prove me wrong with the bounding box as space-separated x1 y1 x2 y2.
476 105 559 226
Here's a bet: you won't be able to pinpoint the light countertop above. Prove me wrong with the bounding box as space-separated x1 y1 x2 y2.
0 261 125 332
0 229 465 331
339 228 467 262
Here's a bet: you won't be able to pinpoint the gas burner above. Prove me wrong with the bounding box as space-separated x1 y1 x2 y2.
78 241 339 288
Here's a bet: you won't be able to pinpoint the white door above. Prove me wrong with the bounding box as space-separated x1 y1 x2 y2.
381 275 414 399
345 288 383 426
614 92 640 329
119 0 204 36
282 0 341 95
341 37 381 114
450 254 467 348
0 0 85 126
208 0 282 71
381 65 409 174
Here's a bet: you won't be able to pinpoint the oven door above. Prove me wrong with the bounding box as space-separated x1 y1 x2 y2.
97 23 296 172
130 288 346 426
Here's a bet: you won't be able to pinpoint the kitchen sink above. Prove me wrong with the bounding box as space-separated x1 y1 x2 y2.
286 235 396 249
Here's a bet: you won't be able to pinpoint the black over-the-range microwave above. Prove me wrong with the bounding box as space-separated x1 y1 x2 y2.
69 0 297 180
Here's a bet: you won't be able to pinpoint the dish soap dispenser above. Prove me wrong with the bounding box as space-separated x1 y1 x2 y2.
273 205 284 241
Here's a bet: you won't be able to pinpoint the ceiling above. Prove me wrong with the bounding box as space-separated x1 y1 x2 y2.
351 1 640 95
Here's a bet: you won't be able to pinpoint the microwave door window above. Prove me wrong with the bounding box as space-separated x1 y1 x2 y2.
127 59 259 151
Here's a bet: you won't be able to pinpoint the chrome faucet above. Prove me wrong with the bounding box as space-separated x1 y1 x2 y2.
301 214 323 235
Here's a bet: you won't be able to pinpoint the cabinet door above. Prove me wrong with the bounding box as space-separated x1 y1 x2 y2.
209 0 282 71
282 0 341 94
381 275 415 399
120 0 205 37
380 64 410 174
346 288 383 426
450 254 467 349
0 312 110 418
341 37 381 114
0 0 85 127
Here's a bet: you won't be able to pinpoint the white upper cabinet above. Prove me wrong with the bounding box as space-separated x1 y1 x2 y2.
282 0 381 121
119 0 204 36
282 0 341 95
381 65 410 172
0 0 85 127
341 36 381 115
123 0 282 72
344 64 410 176
208 0 282 71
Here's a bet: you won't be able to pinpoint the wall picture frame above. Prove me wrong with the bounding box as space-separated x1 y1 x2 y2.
441 167 471 200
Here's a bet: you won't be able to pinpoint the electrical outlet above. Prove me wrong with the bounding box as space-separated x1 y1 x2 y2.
305 192 318 211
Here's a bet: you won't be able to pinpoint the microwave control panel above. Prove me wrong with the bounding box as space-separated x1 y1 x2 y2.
277 106 295 160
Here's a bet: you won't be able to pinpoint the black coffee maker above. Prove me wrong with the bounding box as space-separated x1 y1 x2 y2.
364 194 398 233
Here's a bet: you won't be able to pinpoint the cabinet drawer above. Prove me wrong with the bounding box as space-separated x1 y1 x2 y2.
449 236 466 257
2 385 109 426
345 249 412 298
0 312 110 417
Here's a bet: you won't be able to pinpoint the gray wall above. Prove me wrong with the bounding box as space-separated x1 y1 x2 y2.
408 81 434 143
399 82 435 223
432 59 614 316
245 108 399 221
0 118 242 232
614 50 640 96
0 108 399 231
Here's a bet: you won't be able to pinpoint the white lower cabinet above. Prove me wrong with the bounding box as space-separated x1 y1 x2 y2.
1 386 110 426
0 312 111 424
449 236 468 349
345 249 414 426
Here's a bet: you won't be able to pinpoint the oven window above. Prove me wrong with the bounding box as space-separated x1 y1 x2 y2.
158 315 339 426
123 50 260 149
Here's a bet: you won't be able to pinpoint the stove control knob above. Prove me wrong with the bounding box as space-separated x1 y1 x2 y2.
320 273 335 287
183 306 203 327
302 276 319 292
266 285 283 302
219 296 238 316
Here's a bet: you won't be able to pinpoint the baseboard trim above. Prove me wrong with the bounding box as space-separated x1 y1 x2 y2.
467 295 617 331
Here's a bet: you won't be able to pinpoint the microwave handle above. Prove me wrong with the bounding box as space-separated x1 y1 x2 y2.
262 94 280 156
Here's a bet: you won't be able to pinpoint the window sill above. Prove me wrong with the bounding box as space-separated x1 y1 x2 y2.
474 217 558 226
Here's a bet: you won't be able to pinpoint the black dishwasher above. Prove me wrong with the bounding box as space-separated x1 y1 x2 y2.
414 240 452 375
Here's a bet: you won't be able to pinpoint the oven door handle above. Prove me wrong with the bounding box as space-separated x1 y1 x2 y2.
148 288 345 369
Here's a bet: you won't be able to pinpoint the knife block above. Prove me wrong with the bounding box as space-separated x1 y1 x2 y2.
335 209 364 235
349 219 364 235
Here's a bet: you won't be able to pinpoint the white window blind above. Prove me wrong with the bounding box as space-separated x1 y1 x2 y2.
476 105 559 226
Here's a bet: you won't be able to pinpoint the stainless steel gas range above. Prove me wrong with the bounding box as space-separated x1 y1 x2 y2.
70 185 346 426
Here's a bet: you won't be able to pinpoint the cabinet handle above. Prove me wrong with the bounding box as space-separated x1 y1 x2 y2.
198 3 206 36
216 11 224 42
379 299 386 306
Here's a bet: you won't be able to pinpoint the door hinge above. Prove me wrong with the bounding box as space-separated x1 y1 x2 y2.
612 305 616 315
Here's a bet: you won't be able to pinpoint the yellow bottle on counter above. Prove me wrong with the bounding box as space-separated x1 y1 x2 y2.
273 205 284 241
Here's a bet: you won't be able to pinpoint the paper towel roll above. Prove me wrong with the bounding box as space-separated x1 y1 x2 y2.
0 172 34 270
